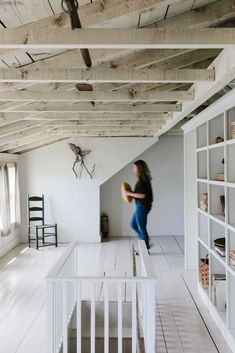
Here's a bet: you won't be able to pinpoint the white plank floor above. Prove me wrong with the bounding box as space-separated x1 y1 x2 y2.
0 237 232 353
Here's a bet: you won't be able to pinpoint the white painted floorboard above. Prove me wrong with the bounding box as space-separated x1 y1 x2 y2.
0 237 232 353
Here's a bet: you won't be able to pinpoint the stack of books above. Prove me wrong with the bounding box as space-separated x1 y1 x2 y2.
214 237 225 257
200 193 208 212
216 173 224 181
230 250 235 267
231 122 235 139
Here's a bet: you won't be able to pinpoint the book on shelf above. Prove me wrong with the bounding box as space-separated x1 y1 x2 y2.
214 246 225 257
216 173 224 181
230 250 235 266
230 249 235 257
212 274 226 312
230 258 235 267
231 122 235 139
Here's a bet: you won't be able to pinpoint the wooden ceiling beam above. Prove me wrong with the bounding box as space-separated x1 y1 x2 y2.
39 119 164 127
0 68 214 83
0 112 43 126
0 120 47 137
48 126 158 131
0 131 64 152
1 0 232 71
7 130 154 154
6 0 233 33
0 125 50 146
0 90 194 102
0 112 171 123
1 28 235 50
0 114 168 127
0 102 181 113
4 127 158 153
8 136 70 154
45 127 158 137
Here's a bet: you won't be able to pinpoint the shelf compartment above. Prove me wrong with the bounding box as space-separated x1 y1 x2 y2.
227 107 235 141
198 211 209 246
209 114 224 146
197 123 207 149
210 219 226 264
209 184 225 220
228 229 235 274
198 182 208 213
209 146 224 182
228 273 235 341
227 143 235 183
228 187 235 229
208 180 225 187
211 255 227 323
208 141 225 150
197 150 207 179
199 242 210 296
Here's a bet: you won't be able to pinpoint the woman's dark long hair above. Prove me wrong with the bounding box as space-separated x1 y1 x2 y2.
133 160 152 182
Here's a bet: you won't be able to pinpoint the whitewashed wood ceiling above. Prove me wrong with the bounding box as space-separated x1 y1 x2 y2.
0 0 235 153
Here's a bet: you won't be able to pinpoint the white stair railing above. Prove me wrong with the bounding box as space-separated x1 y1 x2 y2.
46 240 156 353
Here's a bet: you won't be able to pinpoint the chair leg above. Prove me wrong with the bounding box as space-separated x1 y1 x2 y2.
28 226 31 248
42 227 45 245
36 226 39 250
55 224 58 247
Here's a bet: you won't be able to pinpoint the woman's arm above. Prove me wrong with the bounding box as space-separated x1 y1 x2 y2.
124 191 146 199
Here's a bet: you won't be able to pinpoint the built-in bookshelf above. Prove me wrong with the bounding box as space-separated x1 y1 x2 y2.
196 106 235 352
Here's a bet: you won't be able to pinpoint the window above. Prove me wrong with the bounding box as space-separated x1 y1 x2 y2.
0 162 20 236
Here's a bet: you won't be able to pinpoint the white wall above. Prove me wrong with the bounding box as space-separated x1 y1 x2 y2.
100 135 184 236
0 153 21 257
19 137 155 243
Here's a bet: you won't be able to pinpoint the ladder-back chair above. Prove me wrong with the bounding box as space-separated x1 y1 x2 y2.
28 195 58 249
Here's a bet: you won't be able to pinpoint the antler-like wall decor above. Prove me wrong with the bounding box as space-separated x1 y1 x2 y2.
68 143 95 179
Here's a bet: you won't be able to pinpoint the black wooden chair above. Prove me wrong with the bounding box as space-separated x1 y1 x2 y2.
28 195 58 249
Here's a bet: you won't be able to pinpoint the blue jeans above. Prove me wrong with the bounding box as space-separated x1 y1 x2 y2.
131 204 150 249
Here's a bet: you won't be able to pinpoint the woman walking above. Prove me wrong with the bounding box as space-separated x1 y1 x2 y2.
124 160 153 251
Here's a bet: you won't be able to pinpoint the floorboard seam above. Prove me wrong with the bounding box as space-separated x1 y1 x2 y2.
180 274 220 353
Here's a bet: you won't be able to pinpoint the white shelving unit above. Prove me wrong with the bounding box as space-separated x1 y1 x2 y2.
183 89 235 353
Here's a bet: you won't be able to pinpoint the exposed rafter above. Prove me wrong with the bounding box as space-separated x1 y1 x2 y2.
0 0 234 151
7 136 70 154
0 90 194 102
158 47 235 136
0 102 181 113
0 111 171 123
1 28 235 50
0 68 214 83
5 0 233 32
0 114 168 127
0 120 48 137
2 0 231 73
40 119 164 127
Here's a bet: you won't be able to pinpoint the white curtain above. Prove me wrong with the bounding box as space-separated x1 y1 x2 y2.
14 164 21 227
0 162 20 236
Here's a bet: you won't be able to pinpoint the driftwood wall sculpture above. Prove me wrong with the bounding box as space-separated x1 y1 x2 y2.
68 143 95 179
